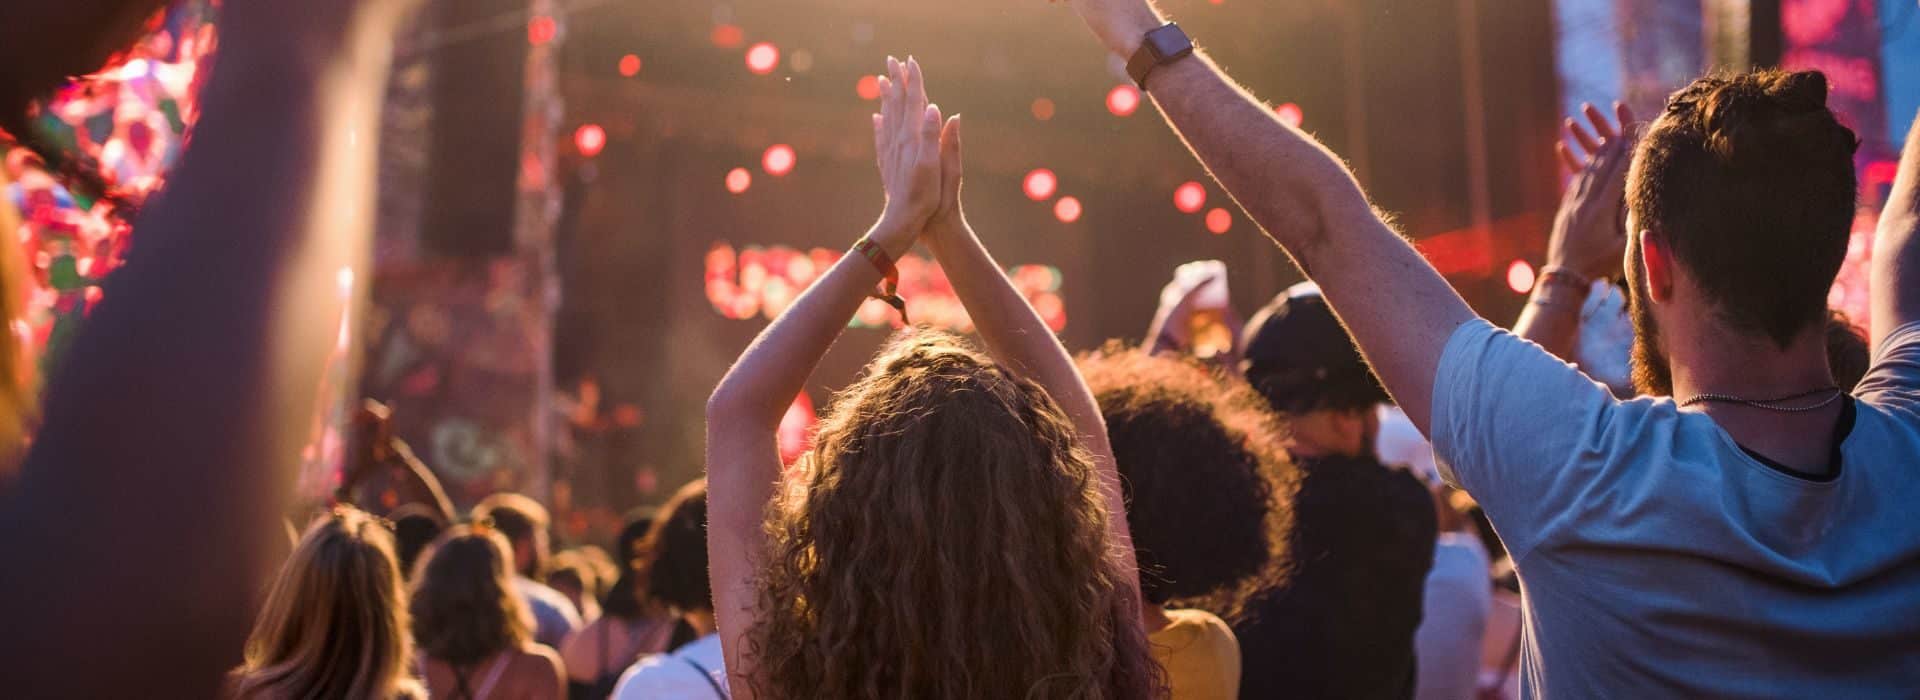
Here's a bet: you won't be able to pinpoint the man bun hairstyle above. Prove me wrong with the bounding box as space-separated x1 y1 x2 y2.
1627 69 1860 347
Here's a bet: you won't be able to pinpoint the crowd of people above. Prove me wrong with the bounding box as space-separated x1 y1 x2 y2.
3 0 1920 698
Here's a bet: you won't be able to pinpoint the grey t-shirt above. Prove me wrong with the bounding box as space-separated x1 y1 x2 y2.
1432 318 1920 698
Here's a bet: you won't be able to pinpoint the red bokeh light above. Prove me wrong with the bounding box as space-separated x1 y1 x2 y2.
1276 102 1304 128
726 168 752 194
746 42 780 75
711 24 744 48
856 75 882 101
573 124 606 157
1174 181 1207 214
618 54 641 77
1054 196 1083 223
1031 98 1056 121
1206 208 1233 234
1023 169 1058 201
1107 85 1141 117
527 15 557 46
1507 259 1536 294
763 144 796 177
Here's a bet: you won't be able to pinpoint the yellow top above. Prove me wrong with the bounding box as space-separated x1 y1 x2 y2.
1149 607 1241 700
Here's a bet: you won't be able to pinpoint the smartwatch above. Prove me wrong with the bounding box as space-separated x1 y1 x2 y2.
1127 23 1194 90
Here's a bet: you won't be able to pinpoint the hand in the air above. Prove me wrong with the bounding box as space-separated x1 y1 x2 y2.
1547 102 1637 282
872 56 945 251
928 110 966 238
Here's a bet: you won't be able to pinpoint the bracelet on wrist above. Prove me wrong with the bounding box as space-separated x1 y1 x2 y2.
852 236 910 324
1534 265 1592 292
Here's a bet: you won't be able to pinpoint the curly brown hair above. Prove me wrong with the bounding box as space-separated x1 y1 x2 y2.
746 329 1163 699
1077 343 1295 623
408 526 533 667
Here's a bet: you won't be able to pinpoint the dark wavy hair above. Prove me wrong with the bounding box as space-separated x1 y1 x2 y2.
409 526 533 666
600 510 658 620
1078 344 1295 623
746 329 1163 699
643 480 711 613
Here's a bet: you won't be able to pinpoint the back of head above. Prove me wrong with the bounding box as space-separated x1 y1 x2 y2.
409 526 532 666
233 506 418 699
1241 283 1388 415
644 480 712 614
1078 344 1295 622
1627 69 1860 346
472 492 549 577
602 510 660 620
749 329 1159 699
388 504 445 580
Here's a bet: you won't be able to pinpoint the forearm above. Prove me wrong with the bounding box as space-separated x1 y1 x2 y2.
3 6 398 693
1137 47 1475 429
1873 112 1920 347
707 222 907 430
1513 282 1588 361
1144 54 1378 268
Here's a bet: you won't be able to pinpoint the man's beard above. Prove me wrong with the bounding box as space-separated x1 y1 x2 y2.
1628 271 1673 397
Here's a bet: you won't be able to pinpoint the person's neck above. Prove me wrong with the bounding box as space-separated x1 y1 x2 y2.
1665 321 1843 474
684 609 718 637
1143 603 1172 634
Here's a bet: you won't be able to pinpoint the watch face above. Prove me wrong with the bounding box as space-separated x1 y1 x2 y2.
1146 25 1192 59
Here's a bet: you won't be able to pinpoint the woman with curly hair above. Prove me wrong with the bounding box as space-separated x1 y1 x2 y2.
410 527 565 700
230 506 425 699
704 57 1161 700
1077 345 1296 699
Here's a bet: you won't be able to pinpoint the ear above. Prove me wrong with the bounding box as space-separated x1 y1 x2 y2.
1638 230 1674 303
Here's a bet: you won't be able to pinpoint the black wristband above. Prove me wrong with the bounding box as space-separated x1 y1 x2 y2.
1127 23 1195 90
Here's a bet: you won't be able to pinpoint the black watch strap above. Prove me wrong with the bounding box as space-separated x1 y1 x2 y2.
1127 23 1195 90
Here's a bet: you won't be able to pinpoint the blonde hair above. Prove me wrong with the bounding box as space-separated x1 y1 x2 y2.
747 330 1163 699
232 506 423 699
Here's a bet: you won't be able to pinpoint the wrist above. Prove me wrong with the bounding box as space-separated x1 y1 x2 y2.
868 216 919 260
1106 7 1169 58
1528 267 1591 311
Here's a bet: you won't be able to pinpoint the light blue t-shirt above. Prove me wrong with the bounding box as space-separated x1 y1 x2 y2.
1432 318 1920 698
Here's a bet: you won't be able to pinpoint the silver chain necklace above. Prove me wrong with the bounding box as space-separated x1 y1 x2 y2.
1678 385 1844 412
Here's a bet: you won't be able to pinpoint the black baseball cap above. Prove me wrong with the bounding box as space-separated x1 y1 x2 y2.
1240 282 1389 413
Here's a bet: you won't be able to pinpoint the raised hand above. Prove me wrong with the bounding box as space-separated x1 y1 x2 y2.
1547 102 1638 282
872 56 945 253
929 111 966 238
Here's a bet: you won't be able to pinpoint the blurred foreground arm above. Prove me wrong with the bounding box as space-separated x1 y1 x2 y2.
0 1 415 694
1872 110 1920 348
1066 0 1475 432
704 56 941 700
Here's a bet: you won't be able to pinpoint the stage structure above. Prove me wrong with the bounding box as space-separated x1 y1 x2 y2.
362 0 564 511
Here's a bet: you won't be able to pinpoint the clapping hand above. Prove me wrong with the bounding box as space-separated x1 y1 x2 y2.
871 56 946 253
1547 102 1638 282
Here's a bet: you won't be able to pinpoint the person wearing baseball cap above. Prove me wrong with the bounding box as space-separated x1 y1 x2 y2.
1230 282 1440 700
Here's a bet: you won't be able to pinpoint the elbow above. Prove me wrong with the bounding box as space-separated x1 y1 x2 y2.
705 384 742 426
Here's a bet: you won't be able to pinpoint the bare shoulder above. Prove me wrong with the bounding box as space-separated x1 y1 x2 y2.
520 643 565 674
509 644 568 698
557 618 601 673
